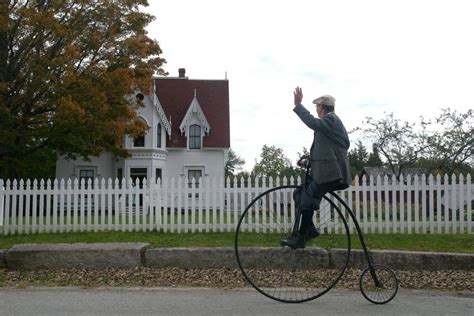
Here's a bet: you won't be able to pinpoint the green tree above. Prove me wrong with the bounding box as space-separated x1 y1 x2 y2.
253 145 292 179
0 1 166 179
419 108 473 175
354 113 422 180
225 148 245 177
367 143 384 167
348 140 369 176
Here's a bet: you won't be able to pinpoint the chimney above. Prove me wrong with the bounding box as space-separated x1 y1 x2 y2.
178 68 186 78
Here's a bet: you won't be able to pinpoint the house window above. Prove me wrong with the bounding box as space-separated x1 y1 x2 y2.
155 168 162 182
133 135 145 147
157 123 162 148
188 169 202 188
117 168 123 180
130 168 147 187
79 169 94 188
189 124 201 149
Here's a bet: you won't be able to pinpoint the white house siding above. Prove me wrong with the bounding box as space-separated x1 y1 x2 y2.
55 152 116 180
165 149 226 180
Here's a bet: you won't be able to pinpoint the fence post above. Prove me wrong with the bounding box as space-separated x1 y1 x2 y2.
391 175 397 233
375 175 382 233
0 179 4 229
170 177 176 233
18 179 24 234
436 174 442 234
254 176 260 233
459 174 465 234
112 178 117 231
65 179 72 233
369 175 375 233
164 177 170 233
211 177 217 232
399 175 405 234
421 174 427 234
451 174 457 234
25 179 32 235
428 174 435 234
467 174 472 234
362 175 368 233
4 180 11 235
443 174 449 233
177 177 182 233
141 178 148 232
205 176 211 232
406 174 412 234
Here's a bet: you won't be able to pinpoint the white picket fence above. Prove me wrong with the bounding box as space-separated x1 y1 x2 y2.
0 174 472 235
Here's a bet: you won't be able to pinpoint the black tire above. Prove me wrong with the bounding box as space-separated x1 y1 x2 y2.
359 264 399 304
234 185 351 303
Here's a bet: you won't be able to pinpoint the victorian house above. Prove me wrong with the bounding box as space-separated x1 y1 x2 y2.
55 68 230 184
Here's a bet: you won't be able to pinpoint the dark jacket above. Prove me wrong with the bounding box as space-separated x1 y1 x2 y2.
293 104 351 188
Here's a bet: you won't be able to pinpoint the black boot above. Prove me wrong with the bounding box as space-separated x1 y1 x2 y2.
304 224 320 242
280 233 306 249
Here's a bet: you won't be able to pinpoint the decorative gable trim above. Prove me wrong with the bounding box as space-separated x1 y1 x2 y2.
152 85 172 138
179 90 211 136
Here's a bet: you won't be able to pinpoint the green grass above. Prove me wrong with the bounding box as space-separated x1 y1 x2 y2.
0 231 472 253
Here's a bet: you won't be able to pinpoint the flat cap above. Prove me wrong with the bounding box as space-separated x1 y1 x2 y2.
312 95 336 107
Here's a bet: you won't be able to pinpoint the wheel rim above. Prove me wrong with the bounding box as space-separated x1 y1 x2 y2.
359 264 399 304
234 185 351 303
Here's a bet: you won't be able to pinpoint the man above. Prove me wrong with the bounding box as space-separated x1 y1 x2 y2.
281 87 351 249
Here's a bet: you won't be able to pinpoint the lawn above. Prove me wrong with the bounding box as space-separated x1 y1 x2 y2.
0 231 472 253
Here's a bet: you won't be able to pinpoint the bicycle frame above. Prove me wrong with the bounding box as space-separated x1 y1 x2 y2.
329 192 382 287
299 160 381 286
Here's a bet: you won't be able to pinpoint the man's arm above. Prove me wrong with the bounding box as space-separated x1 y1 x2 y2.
293 87 333 133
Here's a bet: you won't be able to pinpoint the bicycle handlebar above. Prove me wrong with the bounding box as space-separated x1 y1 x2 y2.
297 155 310 168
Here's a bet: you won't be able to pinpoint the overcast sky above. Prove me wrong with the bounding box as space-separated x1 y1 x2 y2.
143 0 474 171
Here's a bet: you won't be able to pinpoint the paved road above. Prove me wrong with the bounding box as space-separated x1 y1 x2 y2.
0 287 472 316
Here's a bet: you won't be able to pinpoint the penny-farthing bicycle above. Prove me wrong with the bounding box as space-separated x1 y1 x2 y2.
234 159 398 304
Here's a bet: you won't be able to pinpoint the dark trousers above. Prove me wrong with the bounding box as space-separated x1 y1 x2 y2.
294 179 341 234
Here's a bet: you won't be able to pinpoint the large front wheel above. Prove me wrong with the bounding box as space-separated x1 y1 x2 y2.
234 185 351 303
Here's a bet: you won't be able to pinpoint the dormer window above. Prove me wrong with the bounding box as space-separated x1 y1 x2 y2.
179 91 211 150
189 124 201 149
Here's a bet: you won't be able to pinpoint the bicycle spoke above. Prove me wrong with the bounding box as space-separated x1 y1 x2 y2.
359 265 399 304
235 185 351 303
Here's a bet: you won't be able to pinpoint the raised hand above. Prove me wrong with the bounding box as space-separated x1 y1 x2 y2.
294 87 303 106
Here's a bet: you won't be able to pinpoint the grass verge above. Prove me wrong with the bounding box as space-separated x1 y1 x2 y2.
0 231 472 253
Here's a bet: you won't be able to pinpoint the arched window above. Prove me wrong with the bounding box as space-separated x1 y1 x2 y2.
133 118 147 147
189 124 201 149
157 123 162 148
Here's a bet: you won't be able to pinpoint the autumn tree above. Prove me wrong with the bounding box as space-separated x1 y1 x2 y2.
0 1 166 179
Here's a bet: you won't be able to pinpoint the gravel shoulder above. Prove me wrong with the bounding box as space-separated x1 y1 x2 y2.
1 267 472 291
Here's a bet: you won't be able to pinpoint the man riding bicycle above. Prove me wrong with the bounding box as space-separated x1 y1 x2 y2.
281 87 351 249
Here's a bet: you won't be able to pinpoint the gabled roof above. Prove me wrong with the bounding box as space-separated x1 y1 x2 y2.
151 85 172 137
179 90 210 136
360 167 393 178
360 166 427 179
154 76 230 148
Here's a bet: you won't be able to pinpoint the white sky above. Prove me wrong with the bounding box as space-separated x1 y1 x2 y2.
143 0 474 171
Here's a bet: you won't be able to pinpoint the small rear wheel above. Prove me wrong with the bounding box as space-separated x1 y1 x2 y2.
359 264 399 304
235 185 351 303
